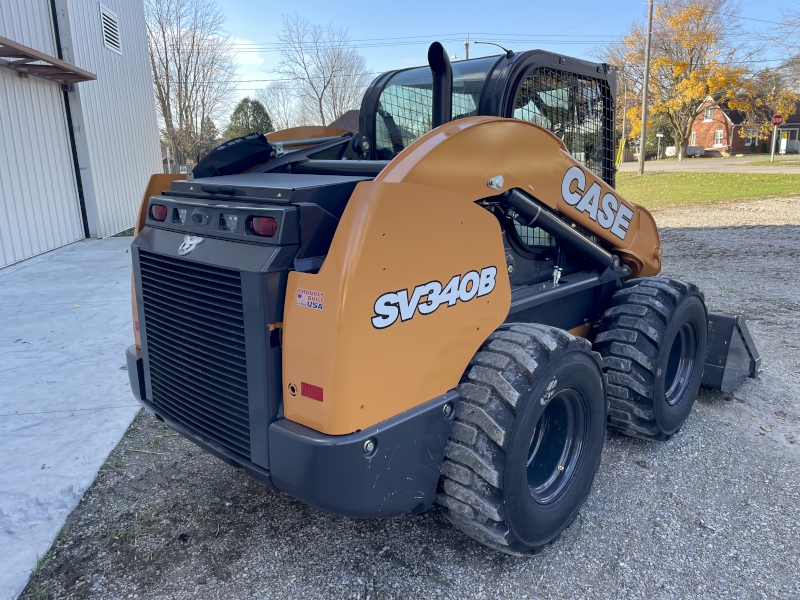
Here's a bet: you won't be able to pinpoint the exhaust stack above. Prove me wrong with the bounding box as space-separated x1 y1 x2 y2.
427 42 452 129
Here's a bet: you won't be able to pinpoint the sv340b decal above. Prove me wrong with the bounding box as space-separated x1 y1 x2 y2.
371 266 497 330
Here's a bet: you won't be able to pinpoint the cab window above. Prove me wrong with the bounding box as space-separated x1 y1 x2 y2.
374 57 498 160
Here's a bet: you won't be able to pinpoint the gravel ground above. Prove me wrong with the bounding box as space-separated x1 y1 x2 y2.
21 198 800 600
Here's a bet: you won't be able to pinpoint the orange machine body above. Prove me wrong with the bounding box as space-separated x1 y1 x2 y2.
282 117 661 435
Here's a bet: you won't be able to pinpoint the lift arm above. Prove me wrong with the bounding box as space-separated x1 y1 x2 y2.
374 116 662 277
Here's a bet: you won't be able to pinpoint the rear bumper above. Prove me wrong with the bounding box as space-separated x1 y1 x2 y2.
126 345 457 517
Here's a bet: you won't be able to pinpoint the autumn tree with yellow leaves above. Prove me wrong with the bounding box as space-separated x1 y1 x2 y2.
738 69 799 145
605 0 751 159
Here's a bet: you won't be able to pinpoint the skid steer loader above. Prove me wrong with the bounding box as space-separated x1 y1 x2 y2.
126 43 760 555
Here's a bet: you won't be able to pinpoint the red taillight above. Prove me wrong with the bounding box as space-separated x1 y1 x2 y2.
250 216 277 237
150 204 168 221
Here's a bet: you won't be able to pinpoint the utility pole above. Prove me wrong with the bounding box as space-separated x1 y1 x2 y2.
464 34 469 60
638 0 654 176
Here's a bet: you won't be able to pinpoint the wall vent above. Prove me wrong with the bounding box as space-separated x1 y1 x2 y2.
99 4 122 54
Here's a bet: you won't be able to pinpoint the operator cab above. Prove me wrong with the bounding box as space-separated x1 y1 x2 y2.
254 48 618 312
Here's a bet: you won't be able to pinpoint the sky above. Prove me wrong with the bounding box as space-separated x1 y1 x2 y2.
216 0 796 103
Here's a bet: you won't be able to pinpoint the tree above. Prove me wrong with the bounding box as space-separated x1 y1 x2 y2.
276 14 371 126
777 5 800 89
197 116 220 158
603 0 751 160
145 0 237 166
256 82 299 131
224 97 274 139
738 69 799 143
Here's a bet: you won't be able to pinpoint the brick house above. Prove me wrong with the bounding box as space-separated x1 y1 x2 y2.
690 96 800 155
689 97 749 156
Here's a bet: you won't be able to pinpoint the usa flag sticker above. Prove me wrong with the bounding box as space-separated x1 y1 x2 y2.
297 288 324 310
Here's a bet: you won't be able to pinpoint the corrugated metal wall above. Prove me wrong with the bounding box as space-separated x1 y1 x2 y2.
57 0 161 237
0 0 85 268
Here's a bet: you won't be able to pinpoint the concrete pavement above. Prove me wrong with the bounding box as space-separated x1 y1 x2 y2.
0 238 140 600
618 155 800 174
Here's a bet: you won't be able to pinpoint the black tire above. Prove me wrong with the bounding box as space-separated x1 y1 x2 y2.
435 323 607 556
593 277 708 441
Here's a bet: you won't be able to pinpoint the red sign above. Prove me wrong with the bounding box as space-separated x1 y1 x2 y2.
772 115 784 126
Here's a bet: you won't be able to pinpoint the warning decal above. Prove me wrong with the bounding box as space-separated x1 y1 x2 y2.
297 288 324 310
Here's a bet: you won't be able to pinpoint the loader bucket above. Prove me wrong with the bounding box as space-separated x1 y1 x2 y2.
701 314 761 393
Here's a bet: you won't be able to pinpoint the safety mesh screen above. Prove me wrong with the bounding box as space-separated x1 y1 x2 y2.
514 222 557 247
512 66 613 248
513 66 613 182
375 84 430 159
373 58 498 160
375 86 477 159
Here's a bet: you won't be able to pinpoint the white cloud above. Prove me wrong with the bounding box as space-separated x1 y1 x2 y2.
232 37 265 67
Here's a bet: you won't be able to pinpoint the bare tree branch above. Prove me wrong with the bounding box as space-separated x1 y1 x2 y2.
275 14 371 126
145 0 237 165
255 82 298 131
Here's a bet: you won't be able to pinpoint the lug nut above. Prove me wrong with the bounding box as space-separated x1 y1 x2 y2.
363 439 375 453
442 403 452 416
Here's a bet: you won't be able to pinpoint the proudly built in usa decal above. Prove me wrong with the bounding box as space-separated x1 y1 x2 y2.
297 288 324 310
371 266 497 330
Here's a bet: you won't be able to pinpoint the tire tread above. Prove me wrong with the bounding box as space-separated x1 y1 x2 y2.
436 323 604 555
594 277 703 441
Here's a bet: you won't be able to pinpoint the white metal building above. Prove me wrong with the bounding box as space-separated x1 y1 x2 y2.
0 0 161 268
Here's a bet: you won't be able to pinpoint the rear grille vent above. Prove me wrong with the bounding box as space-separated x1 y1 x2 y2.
138 251 250 459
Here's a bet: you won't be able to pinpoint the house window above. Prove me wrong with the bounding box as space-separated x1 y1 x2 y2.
704 107 714 121
745 128 758 145
714 130 724 147
99 4 122 54
690 132 696 146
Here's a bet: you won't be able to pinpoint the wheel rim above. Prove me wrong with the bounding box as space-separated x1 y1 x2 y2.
526 389 587 504
664 322 698 406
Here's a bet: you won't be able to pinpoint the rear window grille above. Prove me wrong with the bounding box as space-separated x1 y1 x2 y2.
515 223 556 248
139 251 250 459
99 4 122 54
513 216 599 250
513 66 614 185
373 57 498 160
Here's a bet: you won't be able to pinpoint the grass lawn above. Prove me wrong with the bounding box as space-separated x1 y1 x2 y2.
615 171 800 210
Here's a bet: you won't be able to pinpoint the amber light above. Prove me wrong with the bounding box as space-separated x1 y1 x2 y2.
150 204 168 221
250 216 277 237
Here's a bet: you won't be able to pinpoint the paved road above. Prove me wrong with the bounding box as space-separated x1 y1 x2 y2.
21 200 800 600
619 155 800 174
0 239 140 600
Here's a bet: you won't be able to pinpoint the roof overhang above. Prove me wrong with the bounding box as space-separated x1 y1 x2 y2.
0 35 96 90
